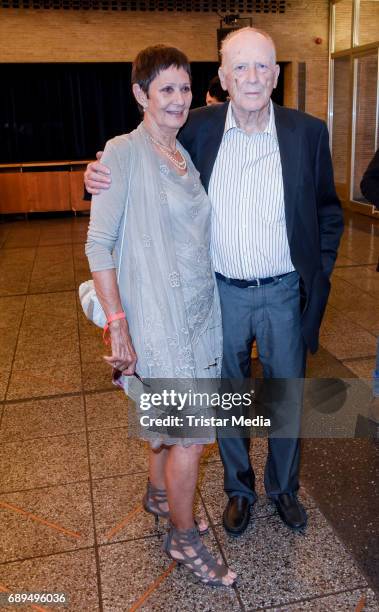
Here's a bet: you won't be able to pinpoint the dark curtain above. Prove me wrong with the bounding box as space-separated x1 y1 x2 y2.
0 61 285 164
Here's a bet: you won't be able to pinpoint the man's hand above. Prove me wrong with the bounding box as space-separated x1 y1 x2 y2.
84 151 112 195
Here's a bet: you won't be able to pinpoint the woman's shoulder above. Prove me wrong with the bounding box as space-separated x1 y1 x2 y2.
103 126 144 165
106 129 138 152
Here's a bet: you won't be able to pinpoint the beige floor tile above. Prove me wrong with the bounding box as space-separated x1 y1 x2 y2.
80 336 104 364
320 330 377 360
319 305 364 338
288 589 379 611
0 395 85 443
92 472 162 544
342 357 376 380
0 249 35 296
0 482 94 563
3 230 40 249
0 368 11 401
39 224 73 246
328 276 362 307
216 509 367 609
0 548 99 612
0 296 26 327
0 336 19 369
82 360 115 392
85 390 128 430
21 291 77 327
29 245 75 293
13 339 80 371
0 432 89 493
6 363 82 400
338 234 379 265
333 265 379 299
340 306 379 335
88 428 148 479
99 534 240 611
307 346 358 378
334 254 356 267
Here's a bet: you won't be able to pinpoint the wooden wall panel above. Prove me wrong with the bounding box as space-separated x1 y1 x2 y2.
70 169 90 211
37 171 70 212
22 171 70 212
0 172 25 213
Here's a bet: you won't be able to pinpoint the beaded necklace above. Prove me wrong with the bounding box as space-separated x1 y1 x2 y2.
149 135 187 171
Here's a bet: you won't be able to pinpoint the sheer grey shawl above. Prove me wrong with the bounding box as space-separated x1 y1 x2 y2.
86 122 222 388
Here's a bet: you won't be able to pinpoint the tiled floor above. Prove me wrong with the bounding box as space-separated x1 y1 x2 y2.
0 211 378 611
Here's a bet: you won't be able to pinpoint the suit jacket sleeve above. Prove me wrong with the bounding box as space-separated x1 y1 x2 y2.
178 114 197 159
314 123 344 278
360 149 379 209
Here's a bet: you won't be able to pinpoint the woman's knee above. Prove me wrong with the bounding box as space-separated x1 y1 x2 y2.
170 443 204 460
186 443 204 459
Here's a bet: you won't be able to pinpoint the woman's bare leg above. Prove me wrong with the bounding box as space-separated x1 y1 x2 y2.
164 444 236 585
149 446 168 489
147 446 169 514
164 444 203 529
148 445 207 531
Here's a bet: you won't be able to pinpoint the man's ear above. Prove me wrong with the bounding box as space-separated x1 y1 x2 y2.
218 66 228 92
132 83 148 109
273 64 280 89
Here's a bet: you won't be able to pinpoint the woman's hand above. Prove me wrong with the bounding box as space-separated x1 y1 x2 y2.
104 318 137 375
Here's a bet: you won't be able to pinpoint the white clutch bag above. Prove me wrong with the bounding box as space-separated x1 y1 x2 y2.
78 280 106 328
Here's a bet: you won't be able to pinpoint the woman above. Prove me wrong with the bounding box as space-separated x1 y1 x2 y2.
85 45 236 587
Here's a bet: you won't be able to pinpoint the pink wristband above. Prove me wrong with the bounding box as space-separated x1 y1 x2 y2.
103 311 126 344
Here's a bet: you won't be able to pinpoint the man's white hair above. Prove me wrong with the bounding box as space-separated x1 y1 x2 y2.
220 27 277 65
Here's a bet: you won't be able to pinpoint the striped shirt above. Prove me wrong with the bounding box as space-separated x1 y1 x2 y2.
208 100 294 279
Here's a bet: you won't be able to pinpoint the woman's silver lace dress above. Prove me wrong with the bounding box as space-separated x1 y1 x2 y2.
86 123 222 448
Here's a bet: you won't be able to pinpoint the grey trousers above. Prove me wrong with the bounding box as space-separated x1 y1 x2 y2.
216 271 307 502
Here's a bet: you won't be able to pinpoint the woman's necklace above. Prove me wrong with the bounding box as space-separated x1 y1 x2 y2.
149 135 187 171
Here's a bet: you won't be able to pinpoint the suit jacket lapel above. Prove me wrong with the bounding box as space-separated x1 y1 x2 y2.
273 103 301 243
200 102 228 192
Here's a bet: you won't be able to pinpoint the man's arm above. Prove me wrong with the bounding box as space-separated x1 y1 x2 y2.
314 123 344 278
360 149 379 209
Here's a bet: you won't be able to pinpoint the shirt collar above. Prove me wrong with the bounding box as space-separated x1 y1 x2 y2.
224 99 276 137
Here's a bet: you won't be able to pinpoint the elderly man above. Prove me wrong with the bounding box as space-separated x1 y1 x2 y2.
84 27 344 535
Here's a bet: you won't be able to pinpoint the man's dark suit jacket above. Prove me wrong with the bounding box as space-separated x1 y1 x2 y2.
360 148 379 209
178 101 344 354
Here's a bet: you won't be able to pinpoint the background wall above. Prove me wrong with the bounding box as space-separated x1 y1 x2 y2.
0 0 330 119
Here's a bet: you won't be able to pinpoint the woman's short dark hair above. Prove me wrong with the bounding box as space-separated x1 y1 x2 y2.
132 44 191 96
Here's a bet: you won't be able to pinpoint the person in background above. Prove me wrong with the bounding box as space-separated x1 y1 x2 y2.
360 149 379 433
206 75 228 105
85 27 344 537
85 44 236 587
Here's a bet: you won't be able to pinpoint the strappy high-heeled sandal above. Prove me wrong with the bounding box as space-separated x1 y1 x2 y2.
142 480 209 534
142 480 169 528
163 523 236 587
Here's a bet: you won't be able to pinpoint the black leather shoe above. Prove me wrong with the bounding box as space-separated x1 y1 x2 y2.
274 493 307 530
223 496 253 536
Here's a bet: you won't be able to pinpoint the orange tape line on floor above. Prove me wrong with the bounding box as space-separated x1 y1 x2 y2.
129 561 177 612
0 501 81 539
355 594 366 612
105 504 143 540
0 584 51 612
